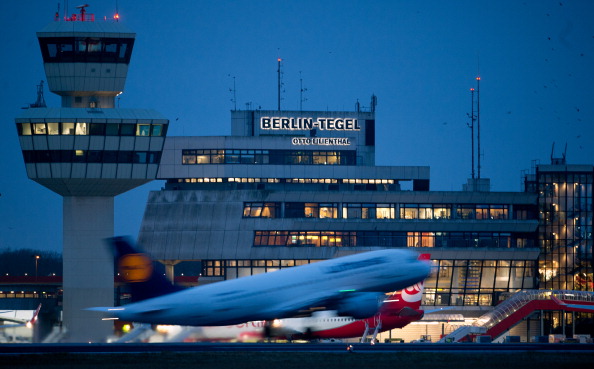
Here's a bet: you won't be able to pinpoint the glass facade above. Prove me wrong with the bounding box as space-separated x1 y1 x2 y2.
203 259 322 279
424 259 536 306
22 150 161 164
38 37 134 64
243 202 526 221
253 230 532 248
535 170 593 291
182 149 356 165
17 122 166 137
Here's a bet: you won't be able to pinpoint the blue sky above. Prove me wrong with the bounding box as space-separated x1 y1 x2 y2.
1 1 593 252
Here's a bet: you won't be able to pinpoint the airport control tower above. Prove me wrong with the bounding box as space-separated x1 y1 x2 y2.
14 7 168 342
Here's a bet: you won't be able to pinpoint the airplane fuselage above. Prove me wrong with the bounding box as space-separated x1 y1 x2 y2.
107 249 430 326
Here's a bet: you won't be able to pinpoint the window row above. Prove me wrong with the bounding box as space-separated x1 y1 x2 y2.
17 122 166 137
23 150 161 164
175 178 396 185
39 37 134 63
253 230 534 248
202 259 322 278
181 149 356 165
244 202 517 220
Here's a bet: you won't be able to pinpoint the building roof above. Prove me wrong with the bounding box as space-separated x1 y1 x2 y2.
37 21 135 38
16 108 168 122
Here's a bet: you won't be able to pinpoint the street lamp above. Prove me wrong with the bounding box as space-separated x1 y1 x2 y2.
35 255 40 280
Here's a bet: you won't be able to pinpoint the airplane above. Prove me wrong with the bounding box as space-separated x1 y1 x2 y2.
0 303 41 329
139 281 428 343
90 236 432 327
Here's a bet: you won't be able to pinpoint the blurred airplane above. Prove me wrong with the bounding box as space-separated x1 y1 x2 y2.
90 236 431 327
0 304 41 329
141 281 427 343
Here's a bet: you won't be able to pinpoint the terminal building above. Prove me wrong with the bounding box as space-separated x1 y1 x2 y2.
9 9 593 342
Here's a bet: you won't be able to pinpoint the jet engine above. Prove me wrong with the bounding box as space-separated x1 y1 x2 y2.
335 292 384 319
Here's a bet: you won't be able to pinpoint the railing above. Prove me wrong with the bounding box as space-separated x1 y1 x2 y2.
473 290 594 330
58 13 96 22
440 289 594 342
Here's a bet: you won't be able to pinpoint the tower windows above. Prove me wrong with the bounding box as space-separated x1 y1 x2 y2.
38 37 134 64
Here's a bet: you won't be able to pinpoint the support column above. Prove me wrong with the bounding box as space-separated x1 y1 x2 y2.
160 260 181 284
63 196 114 342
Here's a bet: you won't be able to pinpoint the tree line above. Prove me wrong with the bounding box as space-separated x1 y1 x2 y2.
0 249 62 277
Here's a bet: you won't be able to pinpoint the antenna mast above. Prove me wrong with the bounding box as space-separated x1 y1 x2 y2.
30 81 47 108
277 58 282 111
299 71 308 111
229 75 236 110
468 87 476 179
476 76 481 179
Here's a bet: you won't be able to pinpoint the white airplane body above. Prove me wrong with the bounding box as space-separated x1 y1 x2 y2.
0 304 41 329
148 282 427 343
92 237 431 327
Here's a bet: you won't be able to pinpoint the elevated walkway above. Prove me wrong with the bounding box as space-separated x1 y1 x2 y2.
439 290 594 342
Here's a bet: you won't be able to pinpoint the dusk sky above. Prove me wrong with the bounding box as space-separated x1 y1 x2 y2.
1 1 593 253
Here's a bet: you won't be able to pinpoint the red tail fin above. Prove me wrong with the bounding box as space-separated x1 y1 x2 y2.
381 281 424 314
26 304 41 328
418 253 431 261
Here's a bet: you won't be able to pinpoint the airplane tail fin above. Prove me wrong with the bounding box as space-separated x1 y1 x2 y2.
418 253 431 261
109 236 185 302
28 303 42 327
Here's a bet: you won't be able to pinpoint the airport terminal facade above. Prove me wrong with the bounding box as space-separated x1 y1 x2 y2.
136 108 592 311
10 12 593 341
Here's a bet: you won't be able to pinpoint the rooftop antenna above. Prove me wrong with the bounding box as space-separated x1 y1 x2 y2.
228 75 236 110
370 94 377 113
467 87 476 179
277 57 282 111
75 4 90 21
30 81 47 108
550 142 568 165
299 71 308 111
114 0 119 21
476 75 482 179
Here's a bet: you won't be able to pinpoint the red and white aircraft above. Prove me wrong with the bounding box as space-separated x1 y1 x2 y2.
0 304 41 330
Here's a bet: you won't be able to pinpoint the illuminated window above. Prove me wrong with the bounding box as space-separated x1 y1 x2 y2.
75 122 87 135
20 123 32 135
243 203 279 218
136 124 151 136
33 123 47 135
47 123 60 135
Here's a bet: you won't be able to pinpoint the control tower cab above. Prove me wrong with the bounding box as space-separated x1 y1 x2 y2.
14 7 168 342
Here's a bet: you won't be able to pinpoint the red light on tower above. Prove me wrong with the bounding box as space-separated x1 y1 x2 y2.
114 13 120 20
476 76 481 81
470 88 475 91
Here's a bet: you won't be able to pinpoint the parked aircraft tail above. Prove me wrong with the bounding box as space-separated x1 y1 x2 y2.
0 303 42 329
110 236 185 302
379 253 430 317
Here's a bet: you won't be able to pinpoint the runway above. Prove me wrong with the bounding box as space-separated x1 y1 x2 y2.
2 342 594 354
2 343 593 369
